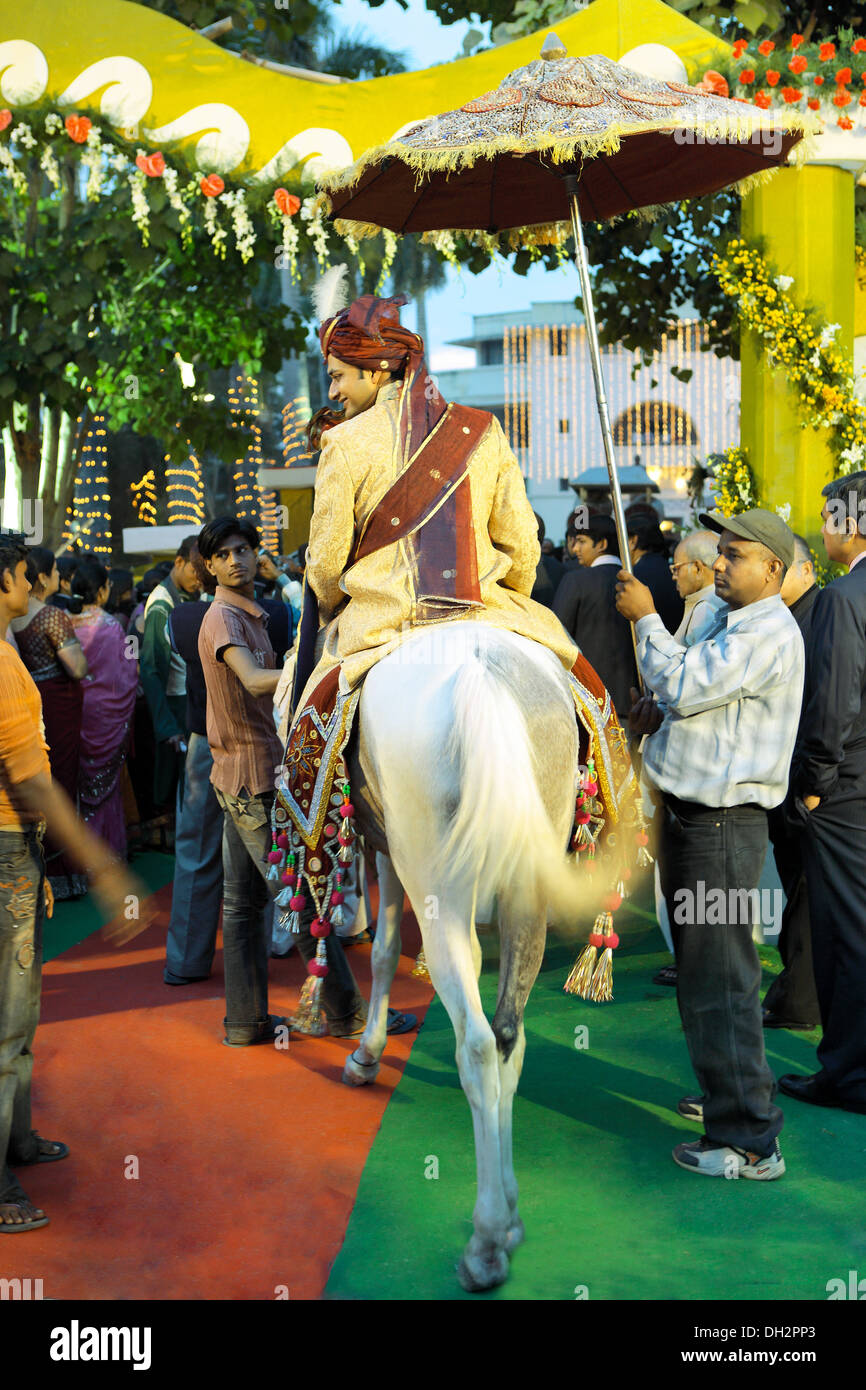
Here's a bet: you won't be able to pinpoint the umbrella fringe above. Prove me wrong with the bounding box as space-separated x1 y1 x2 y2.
333 154 810 250
322 110 818 203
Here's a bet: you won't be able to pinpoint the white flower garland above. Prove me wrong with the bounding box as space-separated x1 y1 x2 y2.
301 195 329 269
127 168 150 244
219 187 256 263
203 196 227 259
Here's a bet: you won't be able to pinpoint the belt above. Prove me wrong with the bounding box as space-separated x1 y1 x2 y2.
0 820 47 841
662 793 765 817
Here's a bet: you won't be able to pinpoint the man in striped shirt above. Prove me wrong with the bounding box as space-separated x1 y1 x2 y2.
617 509 804 1181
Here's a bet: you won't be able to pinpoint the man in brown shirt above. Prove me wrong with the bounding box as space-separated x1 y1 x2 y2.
197 517 367 1045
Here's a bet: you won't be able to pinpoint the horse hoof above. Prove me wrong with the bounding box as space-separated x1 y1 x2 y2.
456 1249 509 1293
505 1217 525 1253
342 1055 379 1087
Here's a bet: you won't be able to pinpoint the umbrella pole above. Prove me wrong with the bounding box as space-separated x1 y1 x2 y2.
564 177 632 576
564 175 643 695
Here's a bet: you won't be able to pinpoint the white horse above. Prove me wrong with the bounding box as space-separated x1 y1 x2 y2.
342 621 585 1292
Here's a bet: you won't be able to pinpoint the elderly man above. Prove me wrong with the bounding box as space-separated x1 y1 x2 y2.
618 508 804 1180
762 535 821 1031
781 475 866 1114
671 530 726 646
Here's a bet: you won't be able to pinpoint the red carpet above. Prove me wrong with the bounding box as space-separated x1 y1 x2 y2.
1 884 433 1300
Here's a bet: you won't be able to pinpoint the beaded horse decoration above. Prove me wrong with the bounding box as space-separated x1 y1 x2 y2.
565 665 652 1002
270 666 361 1034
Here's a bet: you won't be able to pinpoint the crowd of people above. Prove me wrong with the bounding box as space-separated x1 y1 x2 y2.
2 291 865 1234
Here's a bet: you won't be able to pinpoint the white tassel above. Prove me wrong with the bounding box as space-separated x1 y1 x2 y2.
267 863 280 882
274 886 293 907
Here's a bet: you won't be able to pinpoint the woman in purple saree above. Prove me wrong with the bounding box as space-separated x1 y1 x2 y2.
71 559 139 858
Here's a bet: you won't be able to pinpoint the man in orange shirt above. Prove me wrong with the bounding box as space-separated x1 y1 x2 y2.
0 534 147 1233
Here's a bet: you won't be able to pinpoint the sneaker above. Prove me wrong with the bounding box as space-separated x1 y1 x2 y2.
676 1095 704 1122
672 1136 785 1181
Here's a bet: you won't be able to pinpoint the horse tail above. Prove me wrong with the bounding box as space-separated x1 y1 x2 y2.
437 640 582 926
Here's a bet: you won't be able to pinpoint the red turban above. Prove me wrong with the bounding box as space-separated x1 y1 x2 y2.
316 293 445 459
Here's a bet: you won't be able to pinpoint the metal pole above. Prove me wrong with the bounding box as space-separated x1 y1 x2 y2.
564 175 643 693
564 176 632 575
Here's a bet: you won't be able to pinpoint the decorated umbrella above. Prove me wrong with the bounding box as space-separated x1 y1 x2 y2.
320 30 815 576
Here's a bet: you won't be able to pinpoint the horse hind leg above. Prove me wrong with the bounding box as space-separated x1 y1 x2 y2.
342 852 404 1088
491 905 547 1253
412 899 512 1292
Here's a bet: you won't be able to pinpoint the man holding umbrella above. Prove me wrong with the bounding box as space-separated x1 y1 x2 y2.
617 509 804 1180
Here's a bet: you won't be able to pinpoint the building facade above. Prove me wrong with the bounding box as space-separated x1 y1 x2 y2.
434 301 741 543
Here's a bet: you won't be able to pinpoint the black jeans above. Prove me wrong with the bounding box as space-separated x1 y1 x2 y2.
0 826 46 1203
215 788 365 1041
763 805 819 1025
659 794 782 1156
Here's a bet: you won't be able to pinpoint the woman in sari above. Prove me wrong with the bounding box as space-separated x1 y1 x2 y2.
10 546 89 898
71 559 139 858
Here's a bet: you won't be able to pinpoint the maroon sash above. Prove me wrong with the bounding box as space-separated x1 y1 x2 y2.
353 402 490 619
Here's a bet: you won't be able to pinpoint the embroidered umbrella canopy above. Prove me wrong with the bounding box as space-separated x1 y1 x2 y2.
321 31 814 574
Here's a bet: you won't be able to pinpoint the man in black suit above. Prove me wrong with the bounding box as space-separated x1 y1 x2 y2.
625 504 684 634
763 534 821 1030
530 513 564 609
553 511 637 717
781 474 866 1114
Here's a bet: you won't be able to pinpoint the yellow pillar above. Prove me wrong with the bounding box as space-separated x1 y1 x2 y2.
740 165 855 544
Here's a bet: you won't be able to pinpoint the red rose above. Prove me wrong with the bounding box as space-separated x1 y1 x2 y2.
807 97 821 110
135 152 165 178
838 115 854 129
819 42 836 61
733 38 749 59
200 174 225 197
788 55 808 75
273 187 301 216
0 109 11 132
758 40 775 57
701 69 729 97
766 69 780 87
781 86 802 103
836 67 853 84
64 114 91 144
814 75 825 85
754 89 772 109
791 33 805 49
739 68 756 84
833 88 852 107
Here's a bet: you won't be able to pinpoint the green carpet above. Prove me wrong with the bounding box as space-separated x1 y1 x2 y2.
43 850 176 963
325 897 866 1301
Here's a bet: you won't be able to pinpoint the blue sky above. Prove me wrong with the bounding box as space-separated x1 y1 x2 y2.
334 0 579 364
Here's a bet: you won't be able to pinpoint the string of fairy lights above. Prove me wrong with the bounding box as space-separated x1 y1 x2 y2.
62 412 113 555
130 468 158 525
229 369 266 524
166 443 206 527
504 319 738 494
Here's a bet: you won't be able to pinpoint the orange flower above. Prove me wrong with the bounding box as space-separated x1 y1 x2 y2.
860 91 866 107
754 89 772 109
853 39 866 54
833 88 852 107
807 97 821 110
135 152 165 178
836 66 853 84
819 42 836 61
788 55 808 75
814 74 825 85
781 86 802 103
791 33 805 49
733 38 749 59
200 174 225 197
838 115 854 129
273 187 301 216
758 40 775 57
0 109 11 132
766 69 780 87
64 114 91 144
739 68 755 84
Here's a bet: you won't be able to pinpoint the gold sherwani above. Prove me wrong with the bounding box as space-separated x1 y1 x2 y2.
291 381 579 712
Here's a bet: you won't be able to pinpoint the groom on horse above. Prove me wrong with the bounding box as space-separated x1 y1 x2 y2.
289 290 582 713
